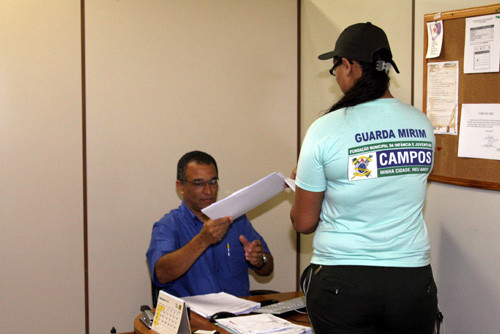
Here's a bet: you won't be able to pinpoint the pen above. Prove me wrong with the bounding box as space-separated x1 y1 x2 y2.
227 242 230 257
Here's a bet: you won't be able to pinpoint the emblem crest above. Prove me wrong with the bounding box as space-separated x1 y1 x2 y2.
350 155 374 180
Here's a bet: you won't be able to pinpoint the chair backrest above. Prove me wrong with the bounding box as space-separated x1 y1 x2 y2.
249 289 279 296
151 280 161 308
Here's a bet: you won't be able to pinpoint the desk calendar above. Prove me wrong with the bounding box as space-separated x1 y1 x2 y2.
152 291 191 334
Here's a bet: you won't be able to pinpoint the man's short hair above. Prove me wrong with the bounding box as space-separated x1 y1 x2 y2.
177 151 218 181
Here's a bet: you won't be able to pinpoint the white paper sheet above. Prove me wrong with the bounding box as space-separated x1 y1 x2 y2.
426 20 443 58
426 61 459 135
458 104 500 160
216 313 312 334
201 172 293 220
182 292 260 318
464 14 500 73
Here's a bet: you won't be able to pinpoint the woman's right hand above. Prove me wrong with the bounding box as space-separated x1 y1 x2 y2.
290 166 297 180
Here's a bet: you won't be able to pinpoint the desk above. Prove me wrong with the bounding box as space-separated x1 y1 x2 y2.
134 291 309 334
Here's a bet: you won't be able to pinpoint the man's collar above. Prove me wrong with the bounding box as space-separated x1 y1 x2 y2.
180 201 203 224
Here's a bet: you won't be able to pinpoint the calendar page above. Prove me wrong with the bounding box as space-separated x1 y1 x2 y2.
152 291 191 334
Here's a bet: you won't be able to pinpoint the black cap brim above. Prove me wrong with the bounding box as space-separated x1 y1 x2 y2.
318 51 334 60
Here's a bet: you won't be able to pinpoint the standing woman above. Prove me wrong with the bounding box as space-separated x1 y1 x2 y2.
291 23 438 334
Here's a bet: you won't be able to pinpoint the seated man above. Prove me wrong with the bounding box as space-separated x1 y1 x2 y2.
146 150 274 298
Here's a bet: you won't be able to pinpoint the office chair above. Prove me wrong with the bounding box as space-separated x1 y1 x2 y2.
151 280 161 308
249 289 279 296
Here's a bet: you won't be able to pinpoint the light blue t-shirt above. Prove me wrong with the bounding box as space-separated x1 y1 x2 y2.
296 98 435 267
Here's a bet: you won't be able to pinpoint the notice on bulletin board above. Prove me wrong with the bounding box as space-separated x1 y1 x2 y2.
464 14 500 73
426 61 459 135
458 104 500 160
426 20 444 58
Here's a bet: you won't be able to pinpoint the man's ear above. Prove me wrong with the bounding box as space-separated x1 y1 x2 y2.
175 180 184 195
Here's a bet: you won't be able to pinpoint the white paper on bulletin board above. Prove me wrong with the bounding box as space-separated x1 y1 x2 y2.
458 104 500 160
426 61 459 135
464 14 500 73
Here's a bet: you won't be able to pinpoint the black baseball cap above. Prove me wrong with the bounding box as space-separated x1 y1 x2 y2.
318 22 399 73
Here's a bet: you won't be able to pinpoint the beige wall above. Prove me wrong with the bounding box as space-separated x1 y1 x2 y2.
0 1 85 333
85 1 297 332
300 1 500 333
1 1 297 333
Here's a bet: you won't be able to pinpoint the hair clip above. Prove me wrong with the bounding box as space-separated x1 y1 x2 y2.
375 60 391 73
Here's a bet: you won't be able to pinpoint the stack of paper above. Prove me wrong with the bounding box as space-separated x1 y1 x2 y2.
182 292 260 318
215 313 312 334
201 172 295 220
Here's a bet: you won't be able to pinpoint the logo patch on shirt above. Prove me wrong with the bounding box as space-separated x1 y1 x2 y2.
348 141 433 181
349 154 378 180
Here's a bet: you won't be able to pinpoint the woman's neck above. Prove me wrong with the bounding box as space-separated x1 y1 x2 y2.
381 90 393 99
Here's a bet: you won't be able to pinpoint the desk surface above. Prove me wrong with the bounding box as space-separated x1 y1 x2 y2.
134 291 309 334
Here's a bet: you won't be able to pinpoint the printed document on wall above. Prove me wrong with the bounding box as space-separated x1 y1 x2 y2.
426 20 443 58
426 61 459 135
464 14 500 73
458 104 500 160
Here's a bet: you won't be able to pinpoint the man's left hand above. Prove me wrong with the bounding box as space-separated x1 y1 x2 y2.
239 235 265 268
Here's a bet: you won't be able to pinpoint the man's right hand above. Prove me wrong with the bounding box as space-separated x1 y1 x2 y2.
155 215 233 284
199 216 233 245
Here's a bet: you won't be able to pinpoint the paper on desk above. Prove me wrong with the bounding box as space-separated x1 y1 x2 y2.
182 292 260 318
216 313 312 334
201 172 294 220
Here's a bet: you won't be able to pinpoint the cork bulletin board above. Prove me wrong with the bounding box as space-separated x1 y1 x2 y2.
423 4 500 191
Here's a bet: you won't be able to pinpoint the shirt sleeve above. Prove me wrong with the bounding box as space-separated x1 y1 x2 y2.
146 218 180 287
295 125 327 192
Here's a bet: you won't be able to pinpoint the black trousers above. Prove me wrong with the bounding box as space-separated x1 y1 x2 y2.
303 264 438 334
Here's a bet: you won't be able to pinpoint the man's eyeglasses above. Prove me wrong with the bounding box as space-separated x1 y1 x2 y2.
181 178 219 188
